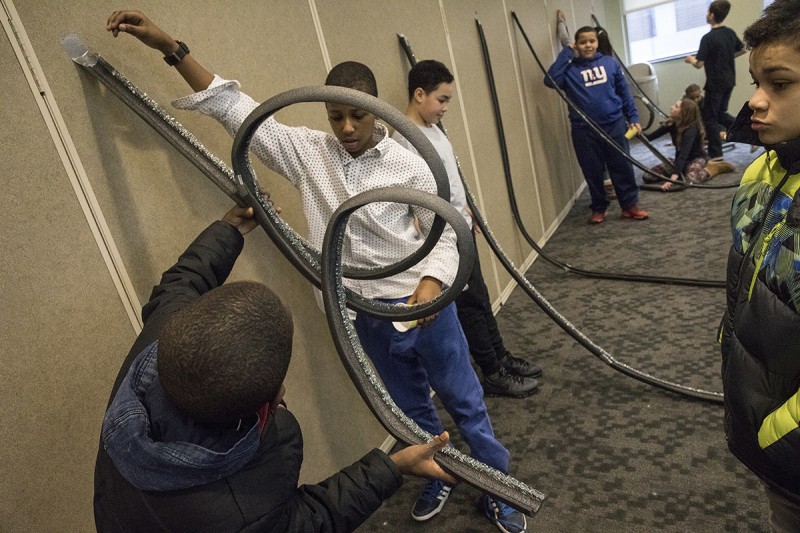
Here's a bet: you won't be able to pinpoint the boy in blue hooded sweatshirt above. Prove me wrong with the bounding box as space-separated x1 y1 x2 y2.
545 24 648 224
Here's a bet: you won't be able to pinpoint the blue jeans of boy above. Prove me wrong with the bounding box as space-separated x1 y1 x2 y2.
355 301 510 472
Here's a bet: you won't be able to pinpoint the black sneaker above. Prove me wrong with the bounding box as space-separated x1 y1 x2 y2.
499 351 543 378
483 368 538 398
483 495 527 533
411 480 453 521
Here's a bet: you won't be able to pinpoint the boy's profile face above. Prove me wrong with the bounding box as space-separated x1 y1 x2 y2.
415 82 453 127
748 42 800 145
575 32 598 60
325 103 378 158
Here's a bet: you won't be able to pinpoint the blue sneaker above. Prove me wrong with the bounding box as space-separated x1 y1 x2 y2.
411 480 453 521
483 495 527 533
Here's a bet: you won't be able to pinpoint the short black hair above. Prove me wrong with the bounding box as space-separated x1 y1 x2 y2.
407 59 454 101
574 26 598 43
158 281 293 426
709 0 731 24
743 0 800 51
325 61 378 97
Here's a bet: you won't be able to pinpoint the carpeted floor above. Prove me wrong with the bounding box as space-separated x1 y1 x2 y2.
360 136 771 532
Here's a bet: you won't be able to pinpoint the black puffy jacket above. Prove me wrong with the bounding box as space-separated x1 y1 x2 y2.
93 221 403 532
722 109 800 505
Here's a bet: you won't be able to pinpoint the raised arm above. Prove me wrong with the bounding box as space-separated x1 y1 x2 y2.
106 10 213 92
544 45 575 89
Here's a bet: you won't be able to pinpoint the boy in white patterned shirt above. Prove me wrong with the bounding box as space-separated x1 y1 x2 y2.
107 10 526 532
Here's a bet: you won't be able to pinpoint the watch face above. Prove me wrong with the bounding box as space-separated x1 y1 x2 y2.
165 41 189 66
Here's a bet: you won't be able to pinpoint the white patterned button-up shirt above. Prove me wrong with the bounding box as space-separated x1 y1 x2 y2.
173 76 458 300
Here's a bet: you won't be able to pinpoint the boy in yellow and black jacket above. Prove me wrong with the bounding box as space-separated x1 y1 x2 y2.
722 0 800 528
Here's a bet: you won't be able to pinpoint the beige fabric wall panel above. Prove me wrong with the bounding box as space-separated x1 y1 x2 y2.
511 1 586 219
1 30 137 532
440 1 540 288
4 0 595 529
10 0 386 520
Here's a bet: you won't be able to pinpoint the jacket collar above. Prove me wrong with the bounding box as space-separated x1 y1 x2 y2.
101 342 263 491
728 101 800 174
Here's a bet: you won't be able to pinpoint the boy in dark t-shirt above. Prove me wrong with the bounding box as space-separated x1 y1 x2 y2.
685 0 745 159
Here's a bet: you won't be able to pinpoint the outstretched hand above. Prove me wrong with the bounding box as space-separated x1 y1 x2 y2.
389 432 458 484
106 10 177 55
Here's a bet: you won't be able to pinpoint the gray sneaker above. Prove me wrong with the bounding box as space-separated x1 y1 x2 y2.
483 368 538 398
499 351 543 378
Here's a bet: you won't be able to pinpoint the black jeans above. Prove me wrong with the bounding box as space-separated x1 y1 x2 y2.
456 236 506 377
702 86 735 158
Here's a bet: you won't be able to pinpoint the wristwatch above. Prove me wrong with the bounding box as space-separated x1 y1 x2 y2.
163 41 189 66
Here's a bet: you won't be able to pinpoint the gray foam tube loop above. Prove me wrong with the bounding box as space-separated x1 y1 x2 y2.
67 38 544 512
67 45 444 321
321 186 545 515
231 85 449 284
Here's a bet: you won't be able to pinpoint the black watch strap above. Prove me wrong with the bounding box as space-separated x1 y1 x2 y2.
163 41 189 66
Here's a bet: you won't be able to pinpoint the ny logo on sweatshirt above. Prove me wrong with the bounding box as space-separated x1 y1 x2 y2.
580 66 608 87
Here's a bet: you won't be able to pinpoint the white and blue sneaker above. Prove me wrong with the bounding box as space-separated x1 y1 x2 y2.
411 480 453 521
483 494 527 533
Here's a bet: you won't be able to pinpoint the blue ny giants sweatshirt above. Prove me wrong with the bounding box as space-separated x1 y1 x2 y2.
545 46 639 129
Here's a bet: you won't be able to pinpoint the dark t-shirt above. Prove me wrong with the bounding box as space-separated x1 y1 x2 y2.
696 26 744 91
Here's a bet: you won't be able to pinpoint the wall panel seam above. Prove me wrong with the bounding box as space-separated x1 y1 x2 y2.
437 0 505 299
307 0 332 71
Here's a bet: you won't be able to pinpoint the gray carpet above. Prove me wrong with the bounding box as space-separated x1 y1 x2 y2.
360 136 770 532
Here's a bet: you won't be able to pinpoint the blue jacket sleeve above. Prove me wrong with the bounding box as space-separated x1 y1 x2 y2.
545 46 575 89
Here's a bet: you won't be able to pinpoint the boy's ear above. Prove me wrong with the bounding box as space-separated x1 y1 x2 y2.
413 87 427 103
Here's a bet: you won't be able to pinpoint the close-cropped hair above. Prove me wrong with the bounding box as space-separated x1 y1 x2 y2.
574 26 597 43
325 61 378 97
683 83 702 102
709 0 731 23
157 281 294 426
743 0 800 50
407 59 454 101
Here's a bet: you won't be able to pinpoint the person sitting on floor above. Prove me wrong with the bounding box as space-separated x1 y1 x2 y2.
644 97 734 191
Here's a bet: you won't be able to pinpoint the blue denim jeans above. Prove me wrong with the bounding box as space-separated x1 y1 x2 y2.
355 301 510 472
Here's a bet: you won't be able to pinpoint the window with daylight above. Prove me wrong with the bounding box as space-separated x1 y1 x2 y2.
624 0 710 64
